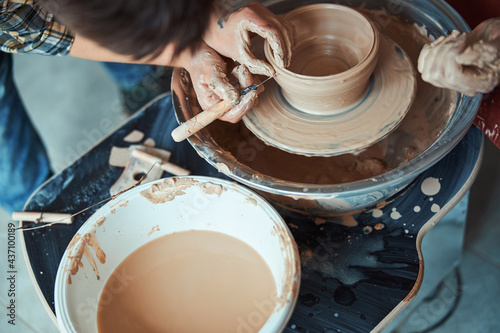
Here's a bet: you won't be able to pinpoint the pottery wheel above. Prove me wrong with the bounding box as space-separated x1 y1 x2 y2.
243 35 417 157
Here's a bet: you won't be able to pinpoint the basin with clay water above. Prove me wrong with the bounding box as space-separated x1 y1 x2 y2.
54 176 300 333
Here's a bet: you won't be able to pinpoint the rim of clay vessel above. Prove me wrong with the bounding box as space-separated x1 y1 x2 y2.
264 3 380 113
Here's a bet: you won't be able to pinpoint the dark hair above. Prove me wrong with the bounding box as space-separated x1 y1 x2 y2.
39 0 215 60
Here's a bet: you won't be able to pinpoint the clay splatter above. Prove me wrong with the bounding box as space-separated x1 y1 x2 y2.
431 203 441 213
372 209 383 218
147 225 160 236
95 217 105 228
390 208 402 220
244 197 258 206
421 177 441 196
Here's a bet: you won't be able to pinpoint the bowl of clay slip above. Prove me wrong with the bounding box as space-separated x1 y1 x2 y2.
54 177 300 333
265 3 380 113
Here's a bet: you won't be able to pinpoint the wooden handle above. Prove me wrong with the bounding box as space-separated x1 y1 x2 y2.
171 100 232 142
12 211 73 224
131 149 191 176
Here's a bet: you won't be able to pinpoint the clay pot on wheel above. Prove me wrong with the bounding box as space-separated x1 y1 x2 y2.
265 4 380 114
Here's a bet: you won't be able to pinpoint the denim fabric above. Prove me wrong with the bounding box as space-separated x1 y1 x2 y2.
102 62 158 91
102 62 170 114
0 52 51 213
0 56 157 213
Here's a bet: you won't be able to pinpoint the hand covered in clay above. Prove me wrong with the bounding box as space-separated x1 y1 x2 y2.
204 1 296 77
181 43 258 123
418 18 500 96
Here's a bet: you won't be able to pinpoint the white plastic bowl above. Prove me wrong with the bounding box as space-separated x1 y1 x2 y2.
54 176 300 333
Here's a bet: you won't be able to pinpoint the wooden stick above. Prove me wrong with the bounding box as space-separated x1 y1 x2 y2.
171 100 232 142
131 149 191 176
12 211 73 224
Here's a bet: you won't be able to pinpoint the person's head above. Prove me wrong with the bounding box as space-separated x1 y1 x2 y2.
39 0 216 59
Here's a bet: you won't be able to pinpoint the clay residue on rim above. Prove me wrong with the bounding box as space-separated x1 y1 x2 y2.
94 217 106 228
271 223 300 312
245 196 258 206
110 199 129 210
216 162 231 175
66 230 106 284
140 178 225 204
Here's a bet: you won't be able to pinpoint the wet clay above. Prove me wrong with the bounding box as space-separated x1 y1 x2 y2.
66 231 106 283
418 18 500 96
140 178 224 204
208 10 454 184
265 4 380 113
97 230 277 333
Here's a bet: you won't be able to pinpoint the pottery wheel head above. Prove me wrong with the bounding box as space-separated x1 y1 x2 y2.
243 4 417 157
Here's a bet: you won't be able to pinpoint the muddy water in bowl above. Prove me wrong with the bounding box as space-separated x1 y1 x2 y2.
97 230 277 333
54 177 299 333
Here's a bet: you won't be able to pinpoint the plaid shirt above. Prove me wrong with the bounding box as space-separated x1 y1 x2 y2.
0 0 73 55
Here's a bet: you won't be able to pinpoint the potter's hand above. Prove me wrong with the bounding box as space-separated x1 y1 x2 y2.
204 1 296 77
182 44 258 123
418 18 500 96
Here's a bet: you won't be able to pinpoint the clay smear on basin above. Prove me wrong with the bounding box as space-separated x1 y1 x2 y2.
97 230 277 333
140 178 224 204
209 9 454 184
66 230 106 284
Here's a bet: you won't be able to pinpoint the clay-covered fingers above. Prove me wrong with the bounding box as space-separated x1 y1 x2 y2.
220 65 258 123
220 90 258 123
186 48 239 112
187 50 258 123
419 26 500 96
456 44 500 94
418 31 478 96
236 2 296 75
203 1 295 77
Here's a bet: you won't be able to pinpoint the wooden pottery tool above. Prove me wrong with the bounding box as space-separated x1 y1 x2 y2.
109 145 190 196
12 211 73 224
171 77 272 142
131 149 190 176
